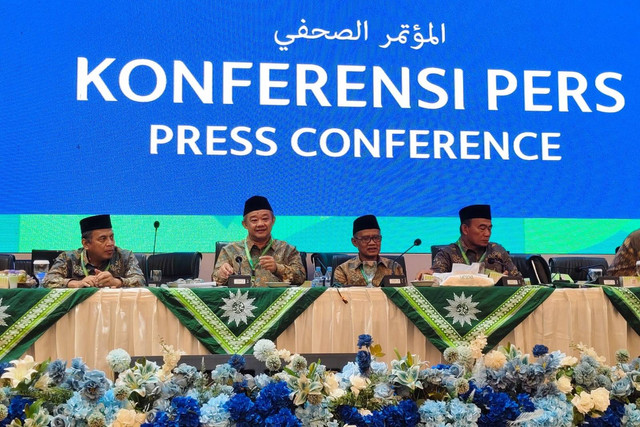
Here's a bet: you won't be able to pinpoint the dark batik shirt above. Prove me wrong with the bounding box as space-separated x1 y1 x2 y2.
43 247 145 288
212 237 306 287
432 240 522 278
333 255 403 287
608 229 640 277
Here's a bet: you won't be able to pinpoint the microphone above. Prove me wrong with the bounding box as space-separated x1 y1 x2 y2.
227 256 251 288
381 238 422 287
152 221 160 257
312 254 328 274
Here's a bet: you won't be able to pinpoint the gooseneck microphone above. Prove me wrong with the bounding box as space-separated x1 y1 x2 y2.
235 256 243 275
228 256 251 288
381 238 422 287
152 221 160 257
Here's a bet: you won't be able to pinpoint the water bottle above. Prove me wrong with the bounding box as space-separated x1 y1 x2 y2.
324 267 333 287
312 266 323 288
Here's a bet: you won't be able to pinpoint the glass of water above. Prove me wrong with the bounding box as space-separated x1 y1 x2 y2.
33 260 50 287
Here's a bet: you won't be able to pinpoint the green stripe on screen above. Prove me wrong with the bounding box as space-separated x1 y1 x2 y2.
2 215 639 254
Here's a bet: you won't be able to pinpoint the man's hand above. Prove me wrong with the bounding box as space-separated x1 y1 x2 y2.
94 269 122 288
414 268 434 280
259 256 278 273
69 276 97 288
217 262 235 280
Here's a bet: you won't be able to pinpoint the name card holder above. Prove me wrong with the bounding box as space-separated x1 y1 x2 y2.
228 275 252 288
381 274 407 287
497 276 525 286
597 276 621 287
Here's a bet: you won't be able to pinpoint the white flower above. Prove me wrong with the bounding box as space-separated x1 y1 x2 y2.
278 349 292 363
1 355 38 387
571 391 594 414
349 375 370 397
591 387 610 412
561 356 578 367
484 350 507 370
556 375 573 394
254 339 277 362
107 349 132 373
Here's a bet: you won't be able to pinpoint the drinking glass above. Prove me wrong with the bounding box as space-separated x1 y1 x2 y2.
150 270 162 286
362 261 377 288
33 260 50 287
587 268 603 283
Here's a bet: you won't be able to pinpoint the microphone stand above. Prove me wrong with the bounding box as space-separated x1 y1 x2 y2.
381 238 422 287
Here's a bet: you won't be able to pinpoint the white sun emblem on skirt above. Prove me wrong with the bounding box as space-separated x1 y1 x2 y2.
0 298 10 327
221 290 257 326
443 292 481 327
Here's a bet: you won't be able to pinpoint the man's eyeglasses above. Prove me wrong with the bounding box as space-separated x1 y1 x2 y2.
354 235 382 243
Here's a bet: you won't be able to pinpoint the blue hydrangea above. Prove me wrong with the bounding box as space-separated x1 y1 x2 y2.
171 396 200 427
254 381 292 417
522 392 573 427
294 401 335 426
80 370 110 401
624 403 640 426
419 400 448 424
532 344 549 357
98 389 124 425
200 394 230 426
228 354 246 371
263 407 301 426
369 361 387 375
254 373 272 389
374 383 394 399
0 396 33 427
211 363 236 382
141 411 176 427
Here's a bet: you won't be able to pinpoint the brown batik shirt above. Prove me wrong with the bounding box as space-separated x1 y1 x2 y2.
432 239 522 278
43 247 145 288
212 237 306 287
333 255 404 287
608 229 640 277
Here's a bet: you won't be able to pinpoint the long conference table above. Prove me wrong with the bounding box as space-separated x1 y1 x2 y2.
19 286 640 373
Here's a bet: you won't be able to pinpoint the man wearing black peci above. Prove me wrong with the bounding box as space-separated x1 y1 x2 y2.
333 214 404 287
212 196 306 287
416 204 521 279
43 214 145 288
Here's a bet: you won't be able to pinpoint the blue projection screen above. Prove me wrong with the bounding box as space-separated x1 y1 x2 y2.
0 1 638 253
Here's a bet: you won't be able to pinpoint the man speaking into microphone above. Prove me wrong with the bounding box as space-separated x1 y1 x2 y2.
416 204 521 278
333 215 404 287
212 195 306 287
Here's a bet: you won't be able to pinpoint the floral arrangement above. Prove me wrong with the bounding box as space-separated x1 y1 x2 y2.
1 335 640 426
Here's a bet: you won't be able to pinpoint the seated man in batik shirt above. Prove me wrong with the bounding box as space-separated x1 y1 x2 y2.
333 215 404 287
608 229 640 276
416 204 521 279
43 214 145 288
212 195 306 287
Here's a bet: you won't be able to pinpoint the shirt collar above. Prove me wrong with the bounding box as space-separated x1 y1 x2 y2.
245 236 273 250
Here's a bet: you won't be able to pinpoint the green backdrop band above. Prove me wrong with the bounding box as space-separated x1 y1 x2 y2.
3 214 639 254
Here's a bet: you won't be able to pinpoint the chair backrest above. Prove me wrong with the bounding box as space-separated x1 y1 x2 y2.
298 251 309 280
0 254 15 270
431 244 450 259
14 259 33 275
214 241 230 266
146 252 202 283
134 253 148 284
311 252 347 275
31 250 64 268
548 256 609 282
509 254 532 278
330 254 407 286
528 255 552 285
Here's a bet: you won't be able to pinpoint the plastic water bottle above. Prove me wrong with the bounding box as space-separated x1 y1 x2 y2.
312 266 323 288
324 267 333 287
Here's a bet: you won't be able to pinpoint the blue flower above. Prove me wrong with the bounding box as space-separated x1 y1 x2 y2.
228 354 246 371
0 396 33 427
356 350 371 375
397 400 420 426
255 381 292 417
357 334 372 348
47 359 67 385
624 403 640 426
263 408 301 426
532 344 548 357
224 394 258 423
200 394 230 425
171 396 200 427
141 411 177 427
232 378 248 393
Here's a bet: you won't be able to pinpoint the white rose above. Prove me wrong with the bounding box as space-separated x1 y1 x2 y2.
591 387 610 412
349 375 370 397
556 375 573 394
561 356 578 367
571 391 594 415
